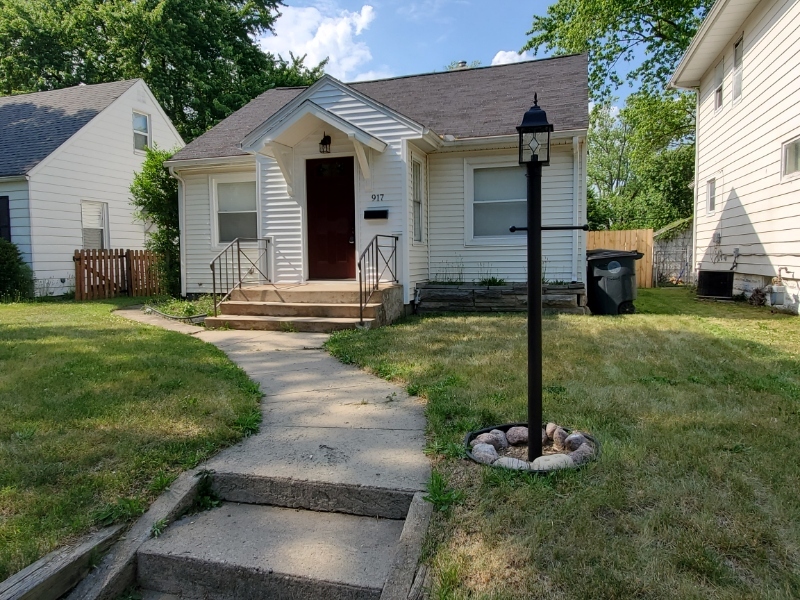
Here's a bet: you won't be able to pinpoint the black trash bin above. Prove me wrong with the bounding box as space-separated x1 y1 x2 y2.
586 249 644 315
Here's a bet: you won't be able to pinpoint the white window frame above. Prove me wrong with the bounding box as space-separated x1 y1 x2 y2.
732 37 743 104
464 156 527 246
209 172 259 248
412 158 425 244
782 136 800 181
706 178 717 215
713 59 724 112
133 111 151 153
80 200 110 249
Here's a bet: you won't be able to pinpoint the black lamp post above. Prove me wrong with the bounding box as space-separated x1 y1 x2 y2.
516 94 553 462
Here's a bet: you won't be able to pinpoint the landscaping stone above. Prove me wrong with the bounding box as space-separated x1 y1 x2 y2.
545 423 558 439
564 432 587 451
506 426 528 445
569 443 595 466
471 443 499 465
470 433 503 450
494 457 531 471
531 454 575 471
553 427 569 451
542 428 549 445
489 429 509 449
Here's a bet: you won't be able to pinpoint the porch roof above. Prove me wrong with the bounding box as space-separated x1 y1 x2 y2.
170 54 588 163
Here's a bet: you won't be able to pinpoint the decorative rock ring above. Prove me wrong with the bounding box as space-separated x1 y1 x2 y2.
464 422 600 474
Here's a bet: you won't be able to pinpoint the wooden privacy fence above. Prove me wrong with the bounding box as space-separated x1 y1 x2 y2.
73 249 162 300
587 229 654 288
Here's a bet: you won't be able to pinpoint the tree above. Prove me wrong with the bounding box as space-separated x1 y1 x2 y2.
0 0 325 141
523 0 714 99
130 147 181 296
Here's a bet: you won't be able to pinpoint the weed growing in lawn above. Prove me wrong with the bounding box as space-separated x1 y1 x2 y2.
424 471 465 513
93 497 147 526
149 470 175 494
234 409 261 437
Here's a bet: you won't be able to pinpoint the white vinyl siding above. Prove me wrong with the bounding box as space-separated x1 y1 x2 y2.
428 142 583 283
25 80 184 294
694 0 800 280
80 200 108 249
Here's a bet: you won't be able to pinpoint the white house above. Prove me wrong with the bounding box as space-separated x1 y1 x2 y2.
0 80 184 295
670 0 800 311
167 56 588 330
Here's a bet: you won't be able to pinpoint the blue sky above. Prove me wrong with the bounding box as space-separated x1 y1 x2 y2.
260 1 556 81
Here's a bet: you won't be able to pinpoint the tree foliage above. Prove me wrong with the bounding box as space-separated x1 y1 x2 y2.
130 147 181 296
523 0 714 99
0 0 325 141
0 239 34 299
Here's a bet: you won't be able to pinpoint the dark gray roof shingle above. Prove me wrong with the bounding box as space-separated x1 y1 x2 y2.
0 80 138 177
172 54 588 162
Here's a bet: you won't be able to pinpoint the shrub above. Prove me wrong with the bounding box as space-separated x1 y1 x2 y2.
0 239 34 299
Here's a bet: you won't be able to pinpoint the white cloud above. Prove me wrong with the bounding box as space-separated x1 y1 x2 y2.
491 50 535 66
260 4 376 81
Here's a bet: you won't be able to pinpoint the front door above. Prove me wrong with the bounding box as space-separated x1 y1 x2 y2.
306 156 356 279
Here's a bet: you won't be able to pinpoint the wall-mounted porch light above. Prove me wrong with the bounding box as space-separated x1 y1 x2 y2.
319 132 331 154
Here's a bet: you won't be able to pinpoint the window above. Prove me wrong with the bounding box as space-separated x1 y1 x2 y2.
733 38 743 101
81 201 108 249
133 111 150 151
0 196 9 242
707 179 716 213
714 60 724 110
784 138 800 178
215 179 257 244
466 161 527 243
412 160 423 242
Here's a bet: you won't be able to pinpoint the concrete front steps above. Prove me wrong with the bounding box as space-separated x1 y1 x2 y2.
135 475 425 600
204 283 403 333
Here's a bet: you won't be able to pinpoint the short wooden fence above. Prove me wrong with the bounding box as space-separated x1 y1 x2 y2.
73 249 162 300
587 229 654 288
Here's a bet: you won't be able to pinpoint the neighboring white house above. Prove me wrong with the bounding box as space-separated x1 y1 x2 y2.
167 55 588 306
0 80 184 295
670 0 800 311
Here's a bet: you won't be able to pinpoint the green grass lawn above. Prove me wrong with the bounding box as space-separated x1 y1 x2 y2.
0 299 261 581
326 288 800 599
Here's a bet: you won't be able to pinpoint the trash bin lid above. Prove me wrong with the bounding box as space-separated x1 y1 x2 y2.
587 248 644 261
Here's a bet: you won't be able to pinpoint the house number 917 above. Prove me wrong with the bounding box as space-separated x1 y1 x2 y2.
371 194 385 201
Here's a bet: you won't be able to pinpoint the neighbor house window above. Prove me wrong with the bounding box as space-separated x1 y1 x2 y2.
707 179 716 213
466 159 527 243
784 138 800 177
214 178 257 244
0 196 10 242
133 111 150 151
714 60 724 110
733 37 743 101
81 201 108 249
412 160 423 242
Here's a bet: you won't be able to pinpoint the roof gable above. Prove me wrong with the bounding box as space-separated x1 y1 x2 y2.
0 80 138 177
171 54 588 163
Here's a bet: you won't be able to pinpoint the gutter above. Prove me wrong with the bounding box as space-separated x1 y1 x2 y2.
163 155 254 169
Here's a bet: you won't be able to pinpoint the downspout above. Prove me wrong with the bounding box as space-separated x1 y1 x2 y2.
692 87 700 283
168 166 188 298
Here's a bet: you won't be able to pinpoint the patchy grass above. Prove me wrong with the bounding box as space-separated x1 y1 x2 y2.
326 288 800 599
146 295 215 318
0 299 261 580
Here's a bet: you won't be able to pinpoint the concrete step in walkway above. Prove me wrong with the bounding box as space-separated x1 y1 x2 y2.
220 300 382 319
138 503 404 600
113 310 431 600
204 314 374 332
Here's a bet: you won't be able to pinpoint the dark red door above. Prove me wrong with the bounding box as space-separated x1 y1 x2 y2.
307 156 356 279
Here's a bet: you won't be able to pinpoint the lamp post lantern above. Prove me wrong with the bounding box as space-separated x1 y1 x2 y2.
516 94 553 462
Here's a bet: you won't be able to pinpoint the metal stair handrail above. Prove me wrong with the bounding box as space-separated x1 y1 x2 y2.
210 238 271 316
358 234 399 324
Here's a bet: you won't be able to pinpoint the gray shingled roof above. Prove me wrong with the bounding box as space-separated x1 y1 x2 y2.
0 80 138 177
172 54 588 162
